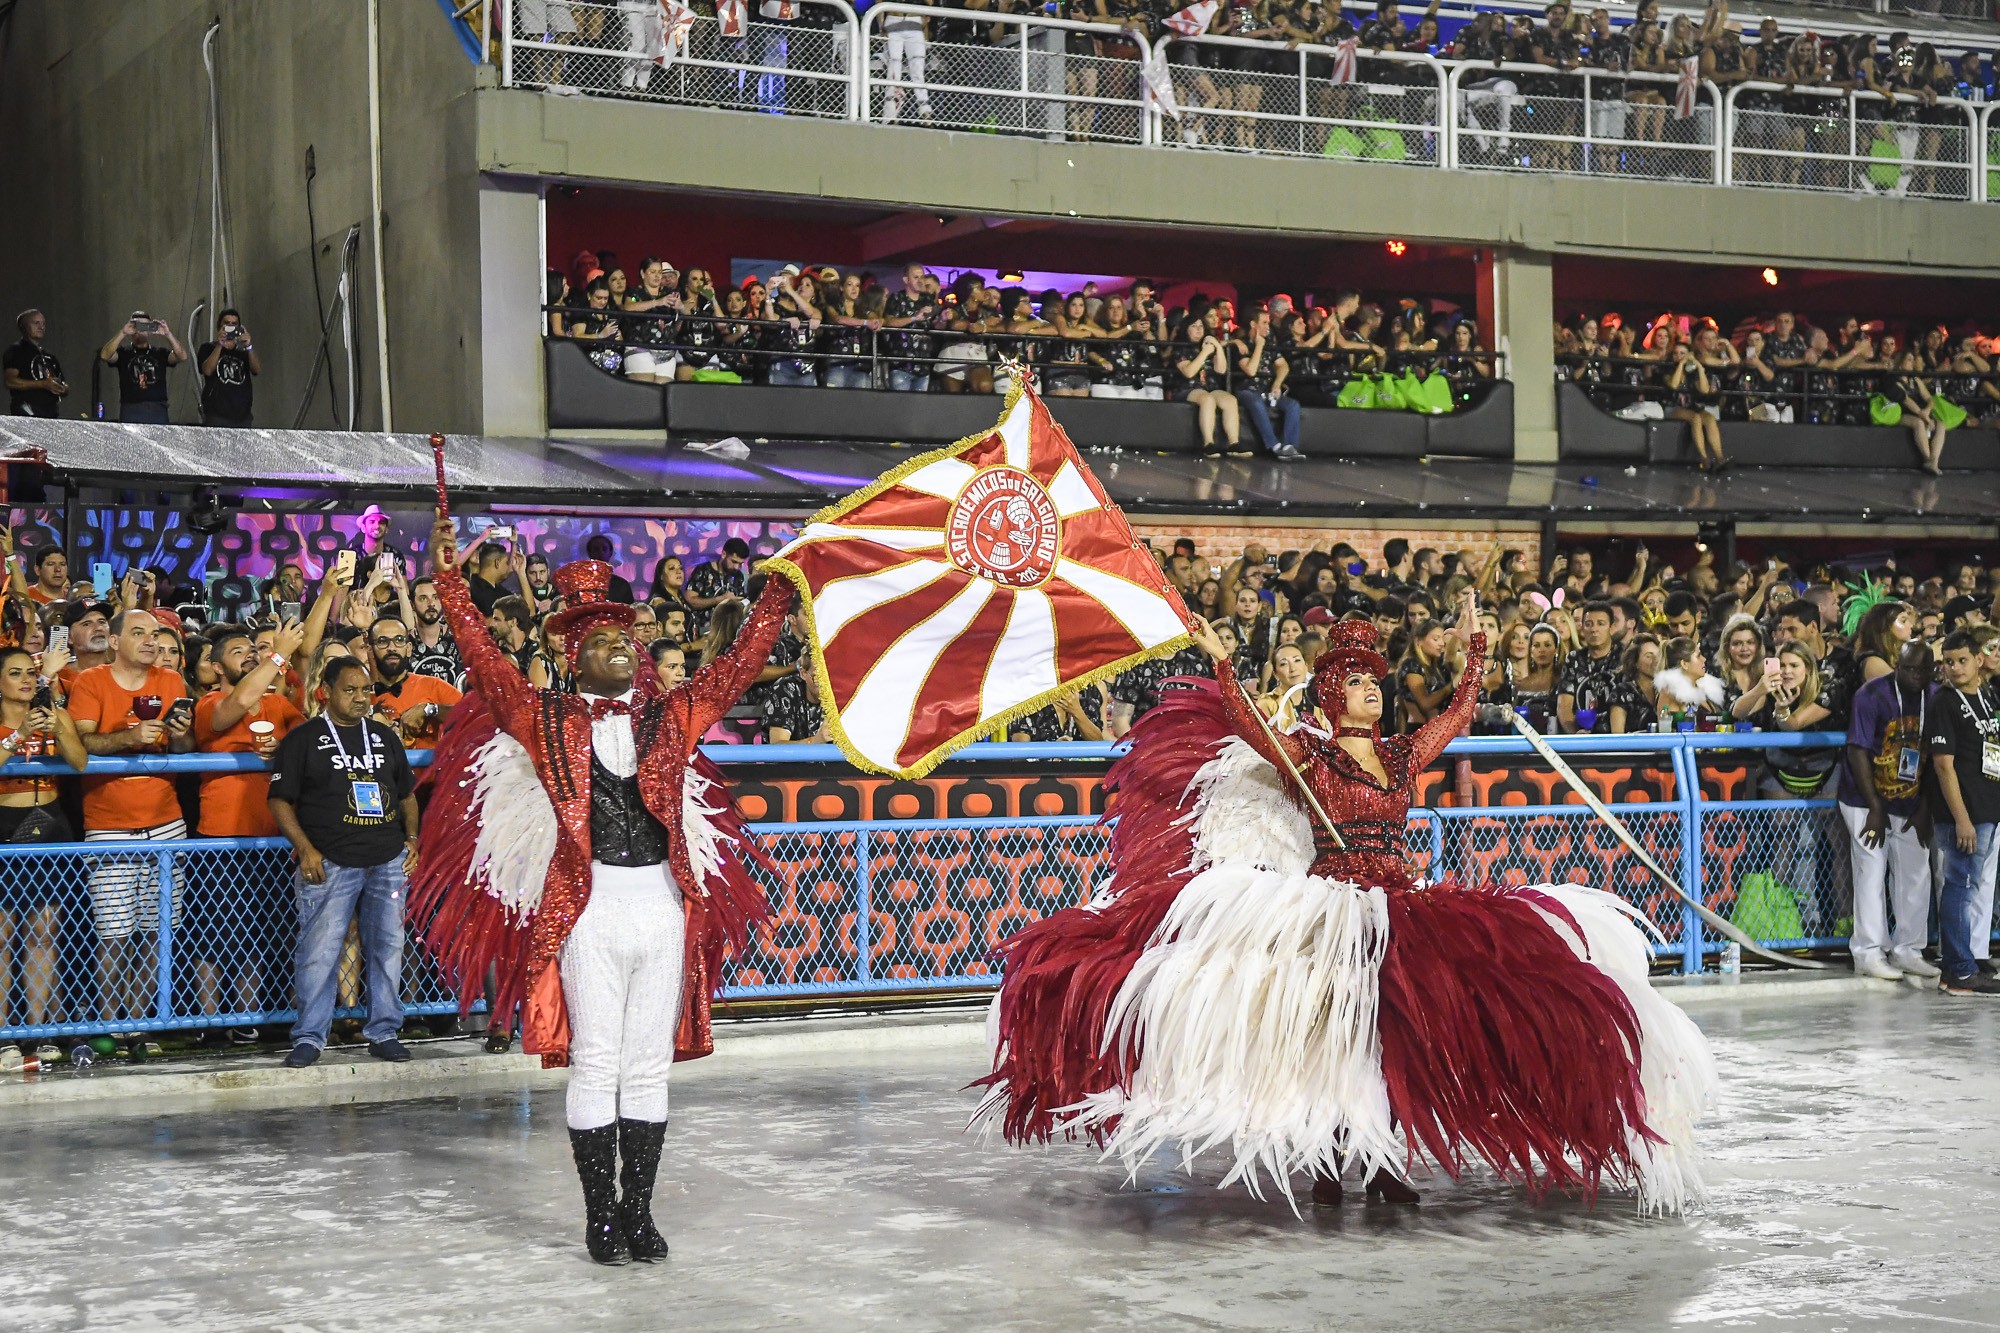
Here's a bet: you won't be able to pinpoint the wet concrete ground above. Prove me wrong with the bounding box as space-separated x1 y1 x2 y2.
1 988 1995 1332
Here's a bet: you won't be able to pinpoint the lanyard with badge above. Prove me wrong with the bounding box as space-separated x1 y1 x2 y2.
1962 686 2000 781
1893 682 1925 784
325 717 386 819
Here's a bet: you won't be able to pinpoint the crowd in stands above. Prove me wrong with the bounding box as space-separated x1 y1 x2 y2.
551 252 1497 450
5 510 2000 1050
1557 308 2000 471
512 0 1999 142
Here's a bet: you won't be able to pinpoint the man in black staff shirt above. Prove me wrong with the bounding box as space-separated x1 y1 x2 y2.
5 309 67 417
882 262 937 393
269 657 420 1067
1558 600 1620 732
1929 630 2000 995
197 308 261 427
685 537 751 639
98 312 187 424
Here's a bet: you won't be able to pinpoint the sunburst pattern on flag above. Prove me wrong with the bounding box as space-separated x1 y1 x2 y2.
764 383 1195 778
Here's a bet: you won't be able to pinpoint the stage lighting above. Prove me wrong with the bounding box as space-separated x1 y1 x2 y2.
999 271 1024 284
1762 268 1779 286
188 488 236 536
1385 240 1408 257
1695 522 1720 553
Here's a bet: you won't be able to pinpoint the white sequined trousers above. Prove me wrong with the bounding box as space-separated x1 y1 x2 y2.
559 862 687 1131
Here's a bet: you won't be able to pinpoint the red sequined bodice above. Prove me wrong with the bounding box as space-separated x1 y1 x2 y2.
1215 634 1486 884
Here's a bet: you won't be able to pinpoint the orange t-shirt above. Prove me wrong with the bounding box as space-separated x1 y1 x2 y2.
372 673 461 746
195 689 305 837
25 585 60 606
67 664 189 831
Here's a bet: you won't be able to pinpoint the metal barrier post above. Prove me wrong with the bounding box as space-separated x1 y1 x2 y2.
1705 80 1723 186
860 3 877 122
500 5 512 86
853 826 874 985
1675 743 1705 975
156 848 177 1025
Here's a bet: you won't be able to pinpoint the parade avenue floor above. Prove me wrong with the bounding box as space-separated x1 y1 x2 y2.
1 985 1994 1332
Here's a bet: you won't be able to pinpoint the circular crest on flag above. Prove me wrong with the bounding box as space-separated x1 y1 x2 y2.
945 466 1060 589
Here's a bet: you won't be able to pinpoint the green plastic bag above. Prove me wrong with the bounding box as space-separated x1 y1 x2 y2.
1404 372 1454 415
1336 377 1375 409
1370 373 1404 410
1932 396 1968 430
1866 135 1904 193
1732 872 1806 943
1322 127 1370 160
689 367 744 384
1869 393 1902 426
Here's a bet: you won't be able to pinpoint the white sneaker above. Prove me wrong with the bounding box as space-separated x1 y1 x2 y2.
1888 948 1941 979
1853 953 1904 981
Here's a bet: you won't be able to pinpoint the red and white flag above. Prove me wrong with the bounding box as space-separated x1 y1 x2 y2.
1673 54 1699 120
717 0 747 38
767 385 1195 777
649 0 698 64
1163 0 1219 37
1329 36 1358 85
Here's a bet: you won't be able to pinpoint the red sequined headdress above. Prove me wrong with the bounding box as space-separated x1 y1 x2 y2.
546 559 636 662
1310 619 1390 724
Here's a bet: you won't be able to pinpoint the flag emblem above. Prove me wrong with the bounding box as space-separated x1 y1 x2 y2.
766 384 1194 777
947 466 1062 589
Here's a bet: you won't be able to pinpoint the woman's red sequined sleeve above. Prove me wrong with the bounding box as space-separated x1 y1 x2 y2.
1410 632 1486 770
1213 654 1305 772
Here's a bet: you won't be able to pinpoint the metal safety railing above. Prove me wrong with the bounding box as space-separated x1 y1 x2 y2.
862 4 1154 146
497 5 2000 207
1726 82 1980 201
0 730 1882 1043
1149 37 1446 166
505 0 861 121
1447 63 1723 185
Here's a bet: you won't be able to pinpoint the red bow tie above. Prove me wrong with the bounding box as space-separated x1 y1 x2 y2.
588 697 631 722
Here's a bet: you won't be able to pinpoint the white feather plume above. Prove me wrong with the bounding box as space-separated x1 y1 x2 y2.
466 731 559 922
1526 884 1719 1216
1053 738 1400 1206
680 766 731 894
1655 668 1725 712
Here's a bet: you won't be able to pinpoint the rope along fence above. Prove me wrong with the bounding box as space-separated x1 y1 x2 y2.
0 733 1867 1041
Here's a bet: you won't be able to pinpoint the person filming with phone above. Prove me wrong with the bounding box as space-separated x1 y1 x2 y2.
98 311 187 425
67 608 196 1029
197 309 260 428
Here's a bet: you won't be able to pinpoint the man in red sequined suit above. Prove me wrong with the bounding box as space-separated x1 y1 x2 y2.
977 591 1715 1215
416 517 789 1264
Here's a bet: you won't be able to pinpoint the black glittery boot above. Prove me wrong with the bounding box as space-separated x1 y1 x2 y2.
570 1124 631 1265
617 1118 671 1261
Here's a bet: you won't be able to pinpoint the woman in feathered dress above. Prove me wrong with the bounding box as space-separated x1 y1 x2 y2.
976 590 1715 1212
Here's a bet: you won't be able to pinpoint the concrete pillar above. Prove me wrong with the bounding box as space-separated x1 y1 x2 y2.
1475 248 1557 463
478 175 546 437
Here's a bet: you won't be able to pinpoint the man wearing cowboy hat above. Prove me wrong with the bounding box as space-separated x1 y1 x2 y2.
421 521 792 1266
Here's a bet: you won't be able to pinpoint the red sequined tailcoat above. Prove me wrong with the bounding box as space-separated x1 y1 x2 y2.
1215 634 1487 885
436 567 791 1062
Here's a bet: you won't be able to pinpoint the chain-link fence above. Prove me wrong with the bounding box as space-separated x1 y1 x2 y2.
507 1 857 121
862 7 1147 145
1153 40 1443 165
1727 85 1979 200
0 837 463 1043
1430 804 1692 953
1450 65 1719 185
0 735 1948 1042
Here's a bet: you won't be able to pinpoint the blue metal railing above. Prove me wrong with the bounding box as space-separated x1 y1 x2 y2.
0 730 1853 1042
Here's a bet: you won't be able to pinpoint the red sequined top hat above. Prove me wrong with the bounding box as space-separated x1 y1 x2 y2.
1310 618 1390 693
546 559 637 656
